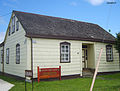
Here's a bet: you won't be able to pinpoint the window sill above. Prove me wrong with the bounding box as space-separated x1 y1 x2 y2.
106 60 113 62
60 61 71 63
16 63 20 64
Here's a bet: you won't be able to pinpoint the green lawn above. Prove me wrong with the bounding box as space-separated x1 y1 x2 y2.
0 73 120 91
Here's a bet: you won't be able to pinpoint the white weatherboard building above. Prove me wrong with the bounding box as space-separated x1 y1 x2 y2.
0 10 119 78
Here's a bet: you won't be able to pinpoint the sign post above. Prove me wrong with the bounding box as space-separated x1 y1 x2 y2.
25 70 33 91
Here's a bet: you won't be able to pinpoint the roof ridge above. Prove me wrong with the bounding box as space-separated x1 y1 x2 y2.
13 10 97 25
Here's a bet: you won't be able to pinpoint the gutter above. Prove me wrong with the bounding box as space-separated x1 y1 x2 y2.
30 37 33 75
25 34 115 44
2 43 4 74
30 37 33 91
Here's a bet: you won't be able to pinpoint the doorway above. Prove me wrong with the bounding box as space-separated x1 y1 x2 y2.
82 45 88 69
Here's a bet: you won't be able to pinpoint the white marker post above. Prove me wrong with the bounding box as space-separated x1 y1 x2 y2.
90 48 103 91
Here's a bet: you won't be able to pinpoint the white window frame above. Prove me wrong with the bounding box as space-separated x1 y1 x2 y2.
106 45 113 62
60 42 70 63
6 48 9 64
16 44 20 64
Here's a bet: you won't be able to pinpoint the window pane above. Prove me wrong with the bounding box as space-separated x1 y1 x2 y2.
61 45 65 52
65 54 68 57
61 54 64 57
66 49 68 52
62 49 64 52
66 46 68 49
61 58 64 61
62 45 64 49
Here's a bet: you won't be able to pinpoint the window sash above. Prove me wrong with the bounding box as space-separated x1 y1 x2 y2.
16 44 20 64
1 50 3 63
60 43 70 62
6 48 9 64
106 45 113 62
12 16 15 33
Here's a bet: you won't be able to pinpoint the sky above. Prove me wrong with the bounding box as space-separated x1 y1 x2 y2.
0 0 120 43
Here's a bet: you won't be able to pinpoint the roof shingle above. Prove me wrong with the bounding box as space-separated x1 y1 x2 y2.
13 10 115 43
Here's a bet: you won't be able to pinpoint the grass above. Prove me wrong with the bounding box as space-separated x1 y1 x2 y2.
0 73 120 91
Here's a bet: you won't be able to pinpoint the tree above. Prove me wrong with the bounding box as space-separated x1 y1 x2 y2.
115 32 120 61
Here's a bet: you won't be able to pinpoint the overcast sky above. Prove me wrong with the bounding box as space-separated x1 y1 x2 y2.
0 0 120 43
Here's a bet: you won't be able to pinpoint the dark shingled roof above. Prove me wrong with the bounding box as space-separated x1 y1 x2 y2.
13 10 115 43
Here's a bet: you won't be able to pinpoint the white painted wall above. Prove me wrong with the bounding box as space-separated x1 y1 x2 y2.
87 44 95 69
29 38 82 78
94 42 120 72
26 38 120 78
4 14 27 77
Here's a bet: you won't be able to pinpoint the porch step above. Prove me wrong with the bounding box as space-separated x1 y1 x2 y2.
82 69 94 78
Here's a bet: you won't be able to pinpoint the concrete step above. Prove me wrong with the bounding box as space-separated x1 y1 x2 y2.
82 69 94 78
83 74 93 78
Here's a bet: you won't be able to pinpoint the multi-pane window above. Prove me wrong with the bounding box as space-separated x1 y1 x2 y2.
106 45 113 62
6 48 9 64
16 44 20 64
8 26 11 36
16 21 19 31
12 16 15 33
60 42 70 63
1 50 3 64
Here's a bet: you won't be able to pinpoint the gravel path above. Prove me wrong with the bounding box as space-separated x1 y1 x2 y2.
0 79 14 91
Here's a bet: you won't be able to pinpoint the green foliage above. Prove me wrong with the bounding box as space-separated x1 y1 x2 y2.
115 32 120 53
108 29 111 32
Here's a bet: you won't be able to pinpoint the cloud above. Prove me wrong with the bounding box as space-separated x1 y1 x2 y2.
0 32 5 43
87 0 105 5
70 2 78 6
86 0 115 5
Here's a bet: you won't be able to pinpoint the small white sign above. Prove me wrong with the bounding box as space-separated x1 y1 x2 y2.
25 70 32 77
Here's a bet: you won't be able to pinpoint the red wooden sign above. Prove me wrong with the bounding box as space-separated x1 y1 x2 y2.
37 66 61 82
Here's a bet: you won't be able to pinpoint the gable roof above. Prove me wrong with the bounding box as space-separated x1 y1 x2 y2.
13 10 115 43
